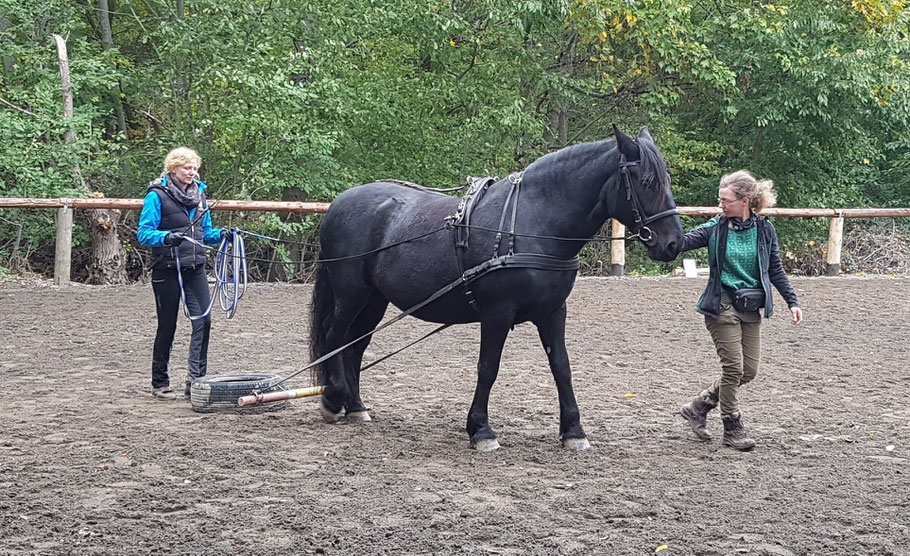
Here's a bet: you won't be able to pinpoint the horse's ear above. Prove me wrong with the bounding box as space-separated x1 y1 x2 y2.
613 124 638 160
637 126 654 143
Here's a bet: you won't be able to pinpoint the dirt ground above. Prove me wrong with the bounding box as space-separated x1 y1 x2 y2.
1 275 908 555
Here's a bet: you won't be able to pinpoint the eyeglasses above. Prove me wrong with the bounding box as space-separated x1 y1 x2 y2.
717 197 743 206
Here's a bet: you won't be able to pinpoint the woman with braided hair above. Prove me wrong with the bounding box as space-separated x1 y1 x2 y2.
679 170 804 450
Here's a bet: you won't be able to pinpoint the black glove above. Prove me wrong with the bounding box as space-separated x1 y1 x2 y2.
220 228 235 243
164 232 186 246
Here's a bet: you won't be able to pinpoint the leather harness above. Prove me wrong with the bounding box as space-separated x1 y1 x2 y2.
447 173 581 312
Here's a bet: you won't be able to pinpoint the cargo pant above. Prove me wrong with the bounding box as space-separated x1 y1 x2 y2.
703 292 762 414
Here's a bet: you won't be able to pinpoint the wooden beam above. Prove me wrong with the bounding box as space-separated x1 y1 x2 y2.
678 207 910 218
0 197 331 213
4 199 908 218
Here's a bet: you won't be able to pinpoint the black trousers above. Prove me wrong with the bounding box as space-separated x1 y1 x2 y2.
150 265 211 388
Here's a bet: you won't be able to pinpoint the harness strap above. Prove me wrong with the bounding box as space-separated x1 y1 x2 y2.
506 174 522 255
492 177 517 258
618 155 679 241
452 177 495 275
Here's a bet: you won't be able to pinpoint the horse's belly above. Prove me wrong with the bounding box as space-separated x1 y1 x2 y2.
373 254 478 324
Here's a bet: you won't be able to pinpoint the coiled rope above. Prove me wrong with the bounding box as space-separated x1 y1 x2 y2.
174 230 248 320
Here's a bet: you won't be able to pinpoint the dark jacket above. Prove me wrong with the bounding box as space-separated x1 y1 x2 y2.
681 214 799 319
137 178 220 270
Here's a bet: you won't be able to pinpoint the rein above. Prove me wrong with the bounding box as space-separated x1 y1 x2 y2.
173 155 679 397
208 222 637 269
272 251 580 387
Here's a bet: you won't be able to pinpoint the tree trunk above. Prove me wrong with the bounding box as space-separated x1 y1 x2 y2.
87 207 129 285
98 0 130 177
172 0 188 105
54 34 127 284
1 18 15 74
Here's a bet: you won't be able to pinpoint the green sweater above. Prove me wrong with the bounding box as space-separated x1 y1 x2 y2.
721 225 760 290
697 218 761 290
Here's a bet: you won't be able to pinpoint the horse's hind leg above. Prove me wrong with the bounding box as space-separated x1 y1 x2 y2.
535 304 590 450
318 285 375 423
342 291 389 422
466 316 512 451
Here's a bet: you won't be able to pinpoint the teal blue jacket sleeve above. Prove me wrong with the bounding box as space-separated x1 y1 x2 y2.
202 209 223 245
137 192 169 247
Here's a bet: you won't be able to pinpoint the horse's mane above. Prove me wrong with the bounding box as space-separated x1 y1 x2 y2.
520 134 669 191
636 133 670 191
519 140 608 188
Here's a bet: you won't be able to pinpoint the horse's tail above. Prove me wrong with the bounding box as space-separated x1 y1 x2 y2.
309 261 334 387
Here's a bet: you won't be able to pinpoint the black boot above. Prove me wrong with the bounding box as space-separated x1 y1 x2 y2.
680 390 717 441
721 411 756 451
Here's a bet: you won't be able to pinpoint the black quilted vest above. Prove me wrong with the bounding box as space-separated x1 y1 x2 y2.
148 181 208 270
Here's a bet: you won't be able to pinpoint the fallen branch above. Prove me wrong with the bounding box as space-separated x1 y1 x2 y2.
0 97 36 116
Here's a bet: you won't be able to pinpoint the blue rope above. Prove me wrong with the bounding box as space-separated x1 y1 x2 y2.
213 229 247 319
173 230 248 320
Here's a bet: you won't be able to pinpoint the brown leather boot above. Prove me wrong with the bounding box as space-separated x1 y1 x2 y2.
680 390 717 441
721 410 756 451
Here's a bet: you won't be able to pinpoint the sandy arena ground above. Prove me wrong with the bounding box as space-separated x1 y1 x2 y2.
1 276 908 555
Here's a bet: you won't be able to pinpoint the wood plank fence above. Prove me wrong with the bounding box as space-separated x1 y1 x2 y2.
1 197 908 285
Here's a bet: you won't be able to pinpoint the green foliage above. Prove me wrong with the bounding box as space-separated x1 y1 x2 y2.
1 0 908 277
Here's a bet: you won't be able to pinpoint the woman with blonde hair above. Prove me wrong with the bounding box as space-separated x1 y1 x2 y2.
137 147 227 400
678 170 803 450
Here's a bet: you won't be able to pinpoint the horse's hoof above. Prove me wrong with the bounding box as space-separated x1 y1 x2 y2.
320 404 342 423
346 410 372 422
473 438 501 452
563 437 591 451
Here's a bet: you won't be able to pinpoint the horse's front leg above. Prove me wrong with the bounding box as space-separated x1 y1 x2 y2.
466 317 511 452
536 304 590 450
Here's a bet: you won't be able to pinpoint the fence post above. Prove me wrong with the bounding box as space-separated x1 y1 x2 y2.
825 214 844 276
54 204 72 285
611 220 625 276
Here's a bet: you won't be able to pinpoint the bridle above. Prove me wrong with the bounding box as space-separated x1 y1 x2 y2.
618 154 679 243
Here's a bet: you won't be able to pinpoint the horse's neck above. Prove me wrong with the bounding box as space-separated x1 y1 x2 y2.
526 158 616 235
515 174 612 257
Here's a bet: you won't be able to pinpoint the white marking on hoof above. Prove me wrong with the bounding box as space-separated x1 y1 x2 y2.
473 438 500 452
346 410 372 422
563 437 591 451
320 404 342 423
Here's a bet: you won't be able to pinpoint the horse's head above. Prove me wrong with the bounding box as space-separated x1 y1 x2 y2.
609 125 683 261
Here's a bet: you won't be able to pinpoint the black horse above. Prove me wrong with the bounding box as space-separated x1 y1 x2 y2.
309 126 683 451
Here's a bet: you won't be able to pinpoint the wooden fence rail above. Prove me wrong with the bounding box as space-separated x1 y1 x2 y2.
1 197 908 284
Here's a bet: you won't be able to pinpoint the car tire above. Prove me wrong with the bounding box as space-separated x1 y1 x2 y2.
189 373 289 413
